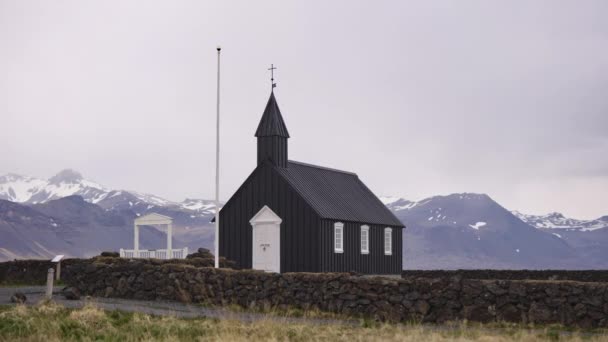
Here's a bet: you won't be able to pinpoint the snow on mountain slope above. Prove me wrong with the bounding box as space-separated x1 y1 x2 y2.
0 169 110 204
0 174 52 202
180 198 216 212
0 170 215 215
379 196 421 211
512 211 608 232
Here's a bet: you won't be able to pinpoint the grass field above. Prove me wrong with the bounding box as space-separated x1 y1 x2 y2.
0 302 607 341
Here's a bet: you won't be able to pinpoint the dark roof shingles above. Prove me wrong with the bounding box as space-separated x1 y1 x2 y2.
275 161 404 227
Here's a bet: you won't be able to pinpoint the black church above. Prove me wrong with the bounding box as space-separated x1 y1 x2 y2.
219 90 405 274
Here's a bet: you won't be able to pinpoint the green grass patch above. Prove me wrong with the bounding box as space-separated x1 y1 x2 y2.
0 302 606 341
198 301 358 321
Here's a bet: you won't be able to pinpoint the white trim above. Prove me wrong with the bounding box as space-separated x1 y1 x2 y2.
360 225 369 254
51 255 64 263
384 227 393 255
249 205 283 226
134 213 173 226
334 222 344 253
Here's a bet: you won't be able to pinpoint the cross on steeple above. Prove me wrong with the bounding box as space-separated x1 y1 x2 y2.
268 64 277 90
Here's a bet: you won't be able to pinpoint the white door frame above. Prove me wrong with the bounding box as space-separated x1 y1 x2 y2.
249 205 282 273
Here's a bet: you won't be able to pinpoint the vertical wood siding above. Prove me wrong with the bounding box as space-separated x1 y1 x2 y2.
257 136 288 168
219 163 320 272
320 219 403 274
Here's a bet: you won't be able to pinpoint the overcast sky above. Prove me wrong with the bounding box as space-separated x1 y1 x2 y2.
1 1 607 219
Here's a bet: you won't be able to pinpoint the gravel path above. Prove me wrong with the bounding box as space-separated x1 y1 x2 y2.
0 286 358 326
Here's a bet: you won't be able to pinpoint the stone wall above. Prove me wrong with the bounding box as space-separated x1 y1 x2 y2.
402 270 608 283
64 258 608 328
0 253 234 285
0 259 81 285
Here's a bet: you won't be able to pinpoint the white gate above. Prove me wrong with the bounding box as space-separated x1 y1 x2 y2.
119 213 188 259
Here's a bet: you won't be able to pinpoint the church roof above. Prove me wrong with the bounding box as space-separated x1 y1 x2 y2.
275 160 404 227
255 92 290 138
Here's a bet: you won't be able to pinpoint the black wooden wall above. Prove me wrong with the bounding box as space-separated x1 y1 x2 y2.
219 162 321 272
319 220 403 274
257 136 288 168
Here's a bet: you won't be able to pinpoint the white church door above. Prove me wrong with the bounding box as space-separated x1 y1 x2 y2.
249 205 282 273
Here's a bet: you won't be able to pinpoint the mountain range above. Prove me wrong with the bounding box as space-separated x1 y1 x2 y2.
0 169 215 214
381 194 608 269
1 170 606 269
0 170 215 261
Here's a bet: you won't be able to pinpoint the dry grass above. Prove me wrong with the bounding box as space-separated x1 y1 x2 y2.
0 303 606 341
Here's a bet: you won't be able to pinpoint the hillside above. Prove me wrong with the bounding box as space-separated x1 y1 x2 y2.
383 194 608 269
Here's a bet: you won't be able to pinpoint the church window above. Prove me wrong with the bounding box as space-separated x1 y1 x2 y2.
361 225 369 254
334 222 344 253
384 227 392 255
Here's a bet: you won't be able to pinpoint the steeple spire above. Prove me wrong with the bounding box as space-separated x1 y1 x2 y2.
255 91 290 167
255 92 290 138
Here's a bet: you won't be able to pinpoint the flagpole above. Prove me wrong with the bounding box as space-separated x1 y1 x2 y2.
214 46 221 269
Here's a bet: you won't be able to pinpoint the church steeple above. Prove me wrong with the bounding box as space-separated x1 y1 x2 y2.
255 92 290 138
255 91 289 167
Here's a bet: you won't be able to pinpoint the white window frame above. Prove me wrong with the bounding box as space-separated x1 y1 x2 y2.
384 227 392 255
360 225 369 254
334 222 344 253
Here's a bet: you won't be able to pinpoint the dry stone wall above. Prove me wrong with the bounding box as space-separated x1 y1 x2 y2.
0 259 82 285
64 258 608 328
402 270 608 283
0 253 234 285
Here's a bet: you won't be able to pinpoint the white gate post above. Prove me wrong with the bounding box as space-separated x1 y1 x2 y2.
134 223 139 258
167 223 172 259
46 268 55 299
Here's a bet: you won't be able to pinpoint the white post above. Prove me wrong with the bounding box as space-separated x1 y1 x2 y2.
167 223 172 259
134 223 139 258
214 46 221 269
56 261 61 281
46 268 54 299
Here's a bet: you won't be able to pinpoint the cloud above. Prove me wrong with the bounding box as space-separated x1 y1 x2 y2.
1 0 607 219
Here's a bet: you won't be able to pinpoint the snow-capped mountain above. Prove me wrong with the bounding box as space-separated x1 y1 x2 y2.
509 210 608 268
511 211 608 232
0 169 109 204
0 169 215 215
381 193 608 269
379 196 417 211
384 193 580 269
